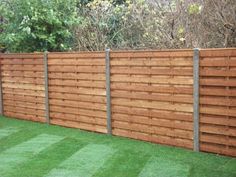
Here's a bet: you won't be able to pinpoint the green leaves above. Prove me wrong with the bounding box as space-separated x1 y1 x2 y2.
0 0 78 52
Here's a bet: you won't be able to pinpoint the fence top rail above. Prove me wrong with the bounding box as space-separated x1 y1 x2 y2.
0 53 43 59
0 48 235 58
200 48 236 57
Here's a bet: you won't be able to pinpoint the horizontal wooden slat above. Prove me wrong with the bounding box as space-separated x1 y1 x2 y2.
3 94 45 104
50 119 107 133
49 79 105 88
200 143 236 156
49 86 106 96
200 106 236 117
49 92 106 104
112 98 193 113
50 99 106 111
110 59 193 66
0 53 43 59
48 59 105 66
4 105 45 117
4 111 45 123
50 112 106 126
3 100 45 110
2 65 43 71
111 83 193 94
111 68 193 76
112 105 193 122
200 124 236 136
48 52 105 59
113 120 193 139
2 71 44 78
2 77 44 85
112 113 193 130
111 90 193 103
111 75 193 85
48 66 105 73
1 58 43 65
200 115 236 127
110 51 193 57
2 83 44 91
200 69 236 77
2 88 45 97
50 105 106 118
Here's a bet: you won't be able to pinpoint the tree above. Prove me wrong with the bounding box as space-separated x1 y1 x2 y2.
0 0 79 52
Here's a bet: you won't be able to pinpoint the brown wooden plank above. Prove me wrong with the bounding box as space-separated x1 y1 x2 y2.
1 58 43 65
50 105 106 118
112 98 193 113
3 100 45 110
200 49 236 57
0 53 43 59
200 143 236 157
112 105 193 122
2 88 45 97
200 78 236 87
50 119 107 133
2 65 43 71
110 51 193 58
49 92 106 104
200 115 236 127
111 91 193 103
49 79 105 88
3 93 45 104
111 75 193 85
111 68 193 76
2 71 44 78
113 120 193 139
110 59 193 66
48 59 105 66
4 105 45 117
200 106 236 117
49 86 106 96
200 96 236 107
111 83 193 94
2 83 44 91
200 134 236 146
4 111 45 123
2 77 44 85
112 113 193 130
200 87 236 96
200 124 236 136
50 112 106 126
200 69 236 77
48 52 105 59
48 73 105 80
48 66 105 73
49 99 106 111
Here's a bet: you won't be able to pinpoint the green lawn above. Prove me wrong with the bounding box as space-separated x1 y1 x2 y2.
0 116 235 177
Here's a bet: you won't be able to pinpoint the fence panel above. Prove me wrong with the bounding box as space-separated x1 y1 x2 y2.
47 52 107 133
110 50 194 149
0 48 236 157
0 53 46 122
199 49 236 156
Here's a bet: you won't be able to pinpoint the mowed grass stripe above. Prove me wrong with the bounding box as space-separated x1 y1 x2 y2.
0 127 18 139
138 156 190 177
45 144 114 177
4 138 86 177
0 134 63 177
94 149 151 177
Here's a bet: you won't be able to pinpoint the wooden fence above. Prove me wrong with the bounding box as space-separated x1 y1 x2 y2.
0 48 235 157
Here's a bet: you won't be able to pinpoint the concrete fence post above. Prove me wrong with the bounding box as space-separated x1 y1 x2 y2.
44 51 50 124
105 48 112 134
193 48 200 152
